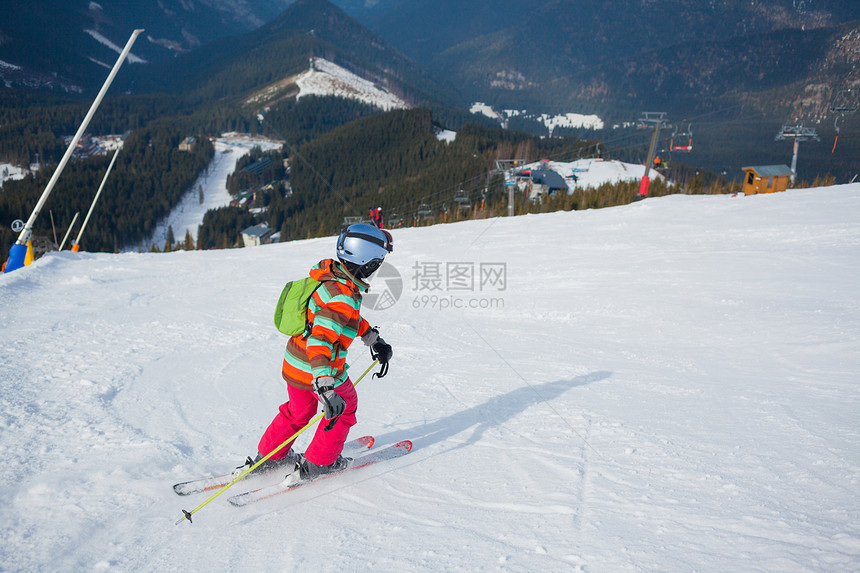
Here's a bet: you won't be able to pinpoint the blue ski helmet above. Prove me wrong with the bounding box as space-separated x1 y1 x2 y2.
336 223 393 279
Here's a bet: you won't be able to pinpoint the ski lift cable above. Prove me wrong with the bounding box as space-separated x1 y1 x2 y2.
377 102 754 223
288 142 361 215
391 101 752 217
390 138 630 217
386 171 489 216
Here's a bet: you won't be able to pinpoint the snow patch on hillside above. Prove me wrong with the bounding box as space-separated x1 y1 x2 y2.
519 158 661 189
470 102 503 122
435 129 456 143
0 163 28 188
472 102 604 132
539 112 604 132
296 58 409 112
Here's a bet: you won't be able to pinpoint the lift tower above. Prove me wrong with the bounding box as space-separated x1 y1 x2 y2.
775 124 819 183
496 159 525 217
637 112 669 199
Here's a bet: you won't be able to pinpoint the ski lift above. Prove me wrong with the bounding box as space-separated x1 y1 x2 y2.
387 212 404 228
830 89 857 153
636 111 668 129
670 122 693 152
776 124 819 141
831 89 858 115
416 203 433 221
453 189 471 210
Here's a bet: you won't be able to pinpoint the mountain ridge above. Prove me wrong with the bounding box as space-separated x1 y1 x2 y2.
372 0 860 116
1 0 858 180
0 0 293 92
123 0 458 114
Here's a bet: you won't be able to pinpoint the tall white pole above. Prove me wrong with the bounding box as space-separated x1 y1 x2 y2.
73 145 122 250
58 212 80 251
9 29 143 254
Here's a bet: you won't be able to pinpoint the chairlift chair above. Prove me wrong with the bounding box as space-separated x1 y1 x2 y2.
417 203 434 221
830 89 857 153
453 189 471 210
670 122 693 152
830 89 857 115
387 212 404 228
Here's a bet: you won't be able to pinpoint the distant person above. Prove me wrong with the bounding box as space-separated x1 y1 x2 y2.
239 223 394 481
369 207 383 228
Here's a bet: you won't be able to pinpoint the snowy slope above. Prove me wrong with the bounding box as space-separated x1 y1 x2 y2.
2 185 859 572
0 163 29 188
296 58 410 112
518 158 661 190
129 134 283 252
471 102 605 132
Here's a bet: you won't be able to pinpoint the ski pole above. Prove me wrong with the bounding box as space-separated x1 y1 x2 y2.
176 360 379 525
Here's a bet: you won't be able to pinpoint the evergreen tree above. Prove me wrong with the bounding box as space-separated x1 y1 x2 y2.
164 225 176 252
183 230 195 251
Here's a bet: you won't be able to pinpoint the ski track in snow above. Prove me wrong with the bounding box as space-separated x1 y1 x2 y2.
2 186 860 571
128 135 283 252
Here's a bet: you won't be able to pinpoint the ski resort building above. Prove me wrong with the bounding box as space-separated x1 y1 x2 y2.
741 165 793 195
240 223 273 247
178 137 197 152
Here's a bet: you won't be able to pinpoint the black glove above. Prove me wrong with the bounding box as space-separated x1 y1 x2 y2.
362 327 392 377
312 376 346 428
371 337 393 365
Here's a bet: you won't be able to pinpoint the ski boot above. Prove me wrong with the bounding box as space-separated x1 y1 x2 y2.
287 454 353 482
232 449 298 480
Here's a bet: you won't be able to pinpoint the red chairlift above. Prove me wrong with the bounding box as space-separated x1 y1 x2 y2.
670 122 693 152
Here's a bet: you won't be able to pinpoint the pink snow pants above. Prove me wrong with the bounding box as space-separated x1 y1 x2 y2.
257 378 358 466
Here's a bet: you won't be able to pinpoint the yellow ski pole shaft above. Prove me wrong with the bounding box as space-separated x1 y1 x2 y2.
176 360 379 525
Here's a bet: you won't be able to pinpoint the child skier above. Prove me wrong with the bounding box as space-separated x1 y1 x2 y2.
240 223 394 481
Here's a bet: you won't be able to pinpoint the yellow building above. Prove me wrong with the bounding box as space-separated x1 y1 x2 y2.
741 165 793 195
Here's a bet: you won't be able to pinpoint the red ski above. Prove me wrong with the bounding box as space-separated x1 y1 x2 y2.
228 440 413 507
173 435 375 496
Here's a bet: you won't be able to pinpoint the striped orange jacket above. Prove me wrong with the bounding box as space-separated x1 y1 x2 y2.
282 259 372 391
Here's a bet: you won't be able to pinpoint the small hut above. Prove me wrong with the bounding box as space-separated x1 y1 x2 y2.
741 165 792 196
178 136 197 152
241 223 273 247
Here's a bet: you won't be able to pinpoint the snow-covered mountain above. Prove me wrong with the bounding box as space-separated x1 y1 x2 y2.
296 58 411 112
246 57 412 116
2 184 858 571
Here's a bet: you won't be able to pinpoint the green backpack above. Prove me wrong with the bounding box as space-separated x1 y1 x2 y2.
273 277 323 336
